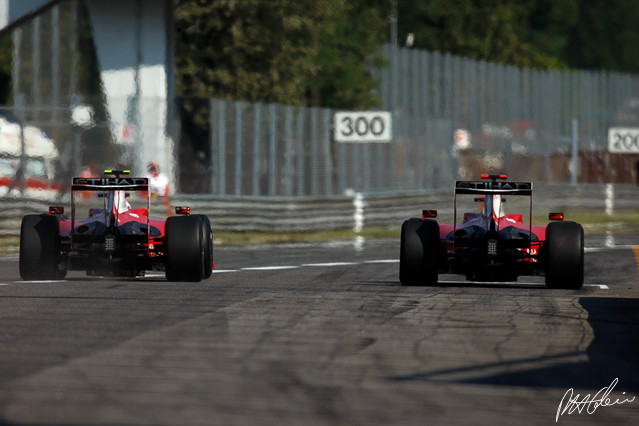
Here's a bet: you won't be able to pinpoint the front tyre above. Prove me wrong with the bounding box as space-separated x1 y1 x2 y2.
544 221 584 289
399 218 440 286
19 214 64 280
165 215 204 282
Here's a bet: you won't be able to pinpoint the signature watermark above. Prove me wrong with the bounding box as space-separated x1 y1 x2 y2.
556 378 636 422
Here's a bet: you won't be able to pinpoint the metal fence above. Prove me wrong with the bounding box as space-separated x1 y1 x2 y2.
201 46 639 197
206 100 456 197
4 45 639 201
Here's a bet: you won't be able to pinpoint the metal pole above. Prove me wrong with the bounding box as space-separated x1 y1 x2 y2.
296 109 305 196
17 94 26 196
284 106 293 197
268 103 277 196
571 118 578 186
311 108 318 196
52 6 60 127
12 28 21 104
253 103 261 196
32 16 40 123
217 100 227 195
234 101 242 196
209 99 216 194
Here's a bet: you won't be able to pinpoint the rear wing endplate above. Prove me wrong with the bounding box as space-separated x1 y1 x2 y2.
455 180 532 195
71 177 149 191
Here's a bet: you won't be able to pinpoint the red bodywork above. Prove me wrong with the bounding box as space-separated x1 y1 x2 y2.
432 175 559 281
53 173 173 277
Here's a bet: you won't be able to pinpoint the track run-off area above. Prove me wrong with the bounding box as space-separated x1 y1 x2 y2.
0 235 638 425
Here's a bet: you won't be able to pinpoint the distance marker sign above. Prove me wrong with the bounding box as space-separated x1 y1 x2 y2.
608 127 639 153
334 111 392 143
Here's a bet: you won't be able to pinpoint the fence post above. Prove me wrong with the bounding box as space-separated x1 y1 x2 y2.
323 108 333 195
15 93 26 196
284 106 293 196
311 108 319 196
215 99 227 195
296 108 305 196
253 103 261 196
234 101 242 196
571 118 578 186
268 103 277 196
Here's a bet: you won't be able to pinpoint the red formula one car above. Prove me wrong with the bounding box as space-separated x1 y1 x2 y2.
400 174 584 289
19 170 213 282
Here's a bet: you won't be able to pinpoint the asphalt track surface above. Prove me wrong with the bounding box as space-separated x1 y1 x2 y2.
0 235 638 425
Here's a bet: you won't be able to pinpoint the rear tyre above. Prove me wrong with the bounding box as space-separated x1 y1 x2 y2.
19 214 63 280
544 221 584 289
194 214 213 279
165 215 204 282
399 218 440 286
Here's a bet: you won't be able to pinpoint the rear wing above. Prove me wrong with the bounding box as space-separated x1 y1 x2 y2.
455 180 532 195
69 171 151 246
71 176 149 191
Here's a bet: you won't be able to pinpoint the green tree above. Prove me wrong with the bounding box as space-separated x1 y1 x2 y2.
310 0 389 109
396 0 579 69
565 0 639 73
175 0 387 109
524 0 578 68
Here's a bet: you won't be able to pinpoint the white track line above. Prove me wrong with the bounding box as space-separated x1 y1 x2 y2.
585 284 609 289
1 255 615 290
240 265 300 271
302 262 359 267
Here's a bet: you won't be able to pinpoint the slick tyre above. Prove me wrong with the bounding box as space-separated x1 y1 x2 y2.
19 214 64 280
544 221 584 289
193 214 213 279
165 215 204 282
399 218 440 286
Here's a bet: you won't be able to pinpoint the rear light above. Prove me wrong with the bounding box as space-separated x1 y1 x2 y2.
422 209 437 219
549 212 564 222
49 206 64 215
175 206 191 215
105 234 116 252
480 173 508 180
487 239 498 256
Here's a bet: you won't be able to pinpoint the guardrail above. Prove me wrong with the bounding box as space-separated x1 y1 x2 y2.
2 183 638 237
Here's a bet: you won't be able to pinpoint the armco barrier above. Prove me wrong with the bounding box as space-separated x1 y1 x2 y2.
2 184 638 236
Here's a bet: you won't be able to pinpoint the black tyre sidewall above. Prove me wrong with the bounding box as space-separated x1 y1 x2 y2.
545 221 584 289
165 215 204 282
193 214 213 279
400 218 440 286
19 214 61 280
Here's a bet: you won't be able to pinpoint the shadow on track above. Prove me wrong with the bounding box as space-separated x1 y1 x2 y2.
388 297 639 392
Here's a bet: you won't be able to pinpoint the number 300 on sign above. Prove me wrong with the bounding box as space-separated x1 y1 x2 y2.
334 111 392 143
608 127 639 153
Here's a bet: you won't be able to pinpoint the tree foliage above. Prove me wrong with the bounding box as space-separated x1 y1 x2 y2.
175 0 639 110
396 0 579 69
564 0 639 73
175 0 388 109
